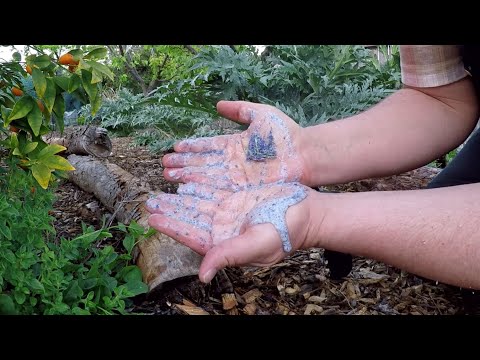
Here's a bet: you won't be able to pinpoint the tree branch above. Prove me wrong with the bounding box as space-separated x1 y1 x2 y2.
146 54 170 93
118 45 148 95
106 45 118 57
160 54 170 69
184 45 197 55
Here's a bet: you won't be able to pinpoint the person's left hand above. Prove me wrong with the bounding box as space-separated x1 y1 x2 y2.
145 182 314 283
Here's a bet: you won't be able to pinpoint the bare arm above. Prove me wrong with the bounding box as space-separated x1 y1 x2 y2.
300 77 480 186
306 184 480 289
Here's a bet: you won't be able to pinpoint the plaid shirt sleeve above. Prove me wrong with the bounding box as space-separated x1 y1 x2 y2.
400 45 468 87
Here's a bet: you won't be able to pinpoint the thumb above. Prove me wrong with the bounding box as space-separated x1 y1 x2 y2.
216 100 267 125
198 225 281 283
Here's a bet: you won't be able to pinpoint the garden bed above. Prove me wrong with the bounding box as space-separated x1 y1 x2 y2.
52 136 465 315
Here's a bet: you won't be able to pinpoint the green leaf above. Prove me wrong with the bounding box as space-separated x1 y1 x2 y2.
53 76 69 92
0 295 18 315
68 74 81 93
3 249 15 263
102 276 118 292
144 227 157 238
128 221 145 235
120 266 143 283
90 90 102 115
24 141 38 154
123 234 135 254
85 60 114 82
68 49 83 62
81 70 97 103
72 307 90 315
10 132 18 150
41 155 75 171
14 291 26 305
82 278 98 290
0 221 12 240
32 68 47 98
7 96 34 123
12 148 22 156
31 163 52 189
84 47 107 60
91 69 103 84
124 280 148 297
71 88 88 105
72 229 103 248
27 103 42 136
52 94 65 133
65 280 84 303
1 105 11 122
30 55 51 69
27 278 45 293
37 144 67 159
42 78 56 113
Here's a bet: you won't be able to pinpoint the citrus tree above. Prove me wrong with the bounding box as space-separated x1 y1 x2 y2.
0 46 113 189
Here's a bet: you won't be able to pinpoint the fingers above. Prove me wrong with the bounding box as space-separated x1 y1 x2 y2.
198 225 282 283
177 183 232 201
163 167 239 190
148 214 213 255
216 100 281 125
173 135 230 153
145 193 217 218
162 150 224 168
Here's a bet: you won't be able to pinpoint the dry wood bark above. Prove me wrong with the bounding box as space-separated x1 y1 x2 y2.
67 154 202 291
45 125 113 158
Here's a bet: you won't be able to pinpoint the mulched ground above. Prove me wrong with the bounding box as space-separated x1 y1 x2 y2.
52 136 467 315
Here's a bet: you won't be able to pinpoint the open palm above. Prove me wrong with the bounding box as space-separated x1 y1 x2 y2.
162 101 308 191
146 182 312 279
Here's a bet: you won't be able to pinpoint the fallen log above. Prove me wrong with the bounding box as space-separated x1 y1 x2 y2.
45 125 113 158
67 154 202 291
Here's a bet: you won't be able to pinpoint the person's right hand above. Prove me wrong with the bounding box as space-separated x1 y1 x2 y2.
162 101 310 191
145 181 315 283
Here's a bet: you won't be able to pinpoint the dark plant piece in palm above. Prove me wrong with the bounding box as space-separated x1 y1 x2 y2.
246 129 277 161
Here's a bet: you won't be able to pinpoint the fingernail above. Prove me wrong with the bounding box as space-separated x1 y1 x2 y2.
145 198 161 209
166 169 180 180
202 269 216 283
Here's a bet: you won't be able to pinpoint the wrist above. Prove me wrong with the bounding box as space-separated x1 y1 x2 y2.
297 126 317 187
300 188 332 250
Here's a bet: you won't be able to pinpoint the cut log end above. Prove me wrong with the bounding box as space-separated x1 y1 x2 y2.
45 125 113 158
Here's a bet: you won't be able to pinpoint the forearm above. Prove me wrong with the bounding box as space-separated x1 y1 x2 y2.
300 78 479 186
306 184 480 289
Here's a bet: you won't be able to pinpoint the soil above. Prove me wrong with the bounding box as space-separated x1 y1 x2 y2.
52 136 469 315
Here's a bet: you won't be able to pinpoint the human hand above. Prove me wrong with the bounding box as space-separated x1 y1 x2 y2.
145 182 314 283
162 101 309 191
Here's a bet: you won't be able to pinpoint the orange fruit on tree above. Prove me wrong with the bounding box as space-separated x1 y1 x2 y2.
12 87 23 96
26 65 33 75
59 53 79 66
